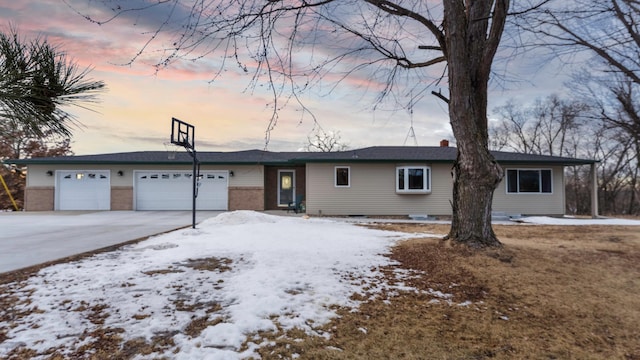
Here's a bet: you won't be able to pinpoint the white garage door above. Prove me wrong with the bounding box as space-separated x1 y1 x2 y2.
135 171 229 210
56 170 111 210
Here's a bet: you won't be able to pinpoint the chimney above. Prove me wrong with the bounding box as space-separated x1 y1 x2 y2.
439 139 449 147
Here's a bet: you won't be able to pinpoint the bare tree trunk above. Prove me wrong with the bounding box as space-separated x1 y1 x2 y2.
629 144 640 215
443 0 506 247
447 87 504 247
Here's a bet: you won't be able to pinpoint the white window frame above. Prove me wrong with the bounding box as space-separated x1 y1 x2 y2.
396 166 431 194
334 166 350 188
505 168 553 194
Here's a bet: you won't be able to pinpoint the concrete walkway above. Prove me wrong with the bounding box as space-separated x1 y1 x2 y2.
0 211 222 274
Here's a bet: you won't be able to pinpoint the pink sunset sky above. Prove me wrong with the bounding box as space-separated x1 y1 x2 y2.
0 1 569 155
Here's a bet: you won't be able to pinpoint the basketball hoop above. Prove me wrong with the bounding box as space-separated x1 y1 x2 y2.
164 142 179 160
170 117 195 150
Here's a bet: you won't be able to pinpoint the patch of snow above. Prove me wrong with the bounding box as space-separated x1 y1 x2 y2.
427 288 454 299
1 211 417 359
518 216 640 226
326 346 343 352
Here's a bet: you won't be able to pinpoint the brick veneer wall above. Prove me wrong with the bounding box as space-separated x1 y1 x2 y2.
229 187 264 211
24 187 54 211
111 186 133 210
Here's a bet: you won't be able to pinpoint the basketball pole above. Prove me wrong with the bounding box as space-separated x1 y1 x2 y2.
184 141 198 230
191 147 197 229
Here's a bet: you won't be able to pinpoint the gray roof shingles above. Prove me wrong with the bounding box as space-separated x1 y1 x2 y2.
8 146 596 166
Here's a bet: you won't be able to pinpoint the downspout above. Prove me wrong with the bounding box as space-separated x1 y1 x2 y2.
590 162 599 218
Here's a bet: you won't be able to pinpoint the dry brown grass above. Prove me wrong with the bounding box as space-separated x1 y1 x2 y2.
256 224 640 360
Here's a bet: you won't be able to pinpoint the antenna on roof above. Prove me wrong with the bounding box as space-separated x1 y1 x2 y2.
403 94 418 146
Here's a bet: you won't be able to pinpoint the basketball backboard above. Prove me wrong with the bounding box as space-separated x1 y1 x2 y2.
170 117 195 149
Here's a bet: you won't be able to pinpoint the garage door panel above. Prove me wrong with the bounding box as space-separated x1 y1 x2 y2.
57 171 111 210
135 171 228 210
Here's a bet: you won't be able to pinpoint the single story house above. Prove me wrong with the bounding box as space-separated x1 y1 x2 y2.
10 143 598 217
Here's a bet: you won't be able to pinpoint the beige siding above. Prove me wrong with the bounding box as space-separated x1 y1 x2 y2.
215 165 264 187
306 163 566 216
305 163 453 216
26 165 62 187
492 165 565 216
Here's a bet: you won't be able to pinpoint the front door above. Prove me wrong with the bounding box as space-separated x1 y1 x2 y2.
277 170 295 207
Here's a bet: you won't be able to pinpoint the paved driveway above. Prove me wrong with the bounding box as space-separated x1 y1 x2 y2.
0 211 222 274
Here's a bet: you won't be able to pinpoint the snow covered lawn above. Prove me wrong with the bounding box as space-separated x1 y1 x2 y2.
0 211 421 359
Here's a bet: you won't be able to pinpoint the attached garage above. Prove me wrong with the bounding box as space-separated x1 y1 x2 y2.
135 170 229 210
55 170 111 210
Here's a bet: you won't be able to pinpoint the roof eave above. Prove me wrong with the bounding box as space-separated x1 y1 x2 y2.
7 159 292 166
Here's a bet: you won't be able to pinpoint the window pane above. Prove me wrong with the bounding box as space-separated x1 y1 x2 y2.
519 170 540 192
408 168 424 190
281 175 292 190
507 170 518 193
336 167 349 186
541 170 552 193
397 168 405 190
